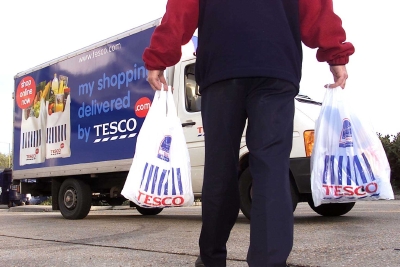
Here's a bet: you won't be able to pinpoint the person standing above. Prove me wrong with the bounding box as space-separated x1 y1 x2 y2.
143 1 354 266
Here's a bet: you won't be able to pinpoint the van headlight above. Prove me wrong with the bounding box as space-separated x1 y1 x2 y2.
303 130 314 157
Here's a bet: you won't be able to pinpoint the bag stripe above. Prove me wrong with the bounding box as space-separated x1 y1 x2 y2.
338 156 343 185
354 156 368 184
362 153 376 181
177 168 183 195
322 155 329 184
346 156 352 185
172 168 176 195
329 155 335 184
140 163 149 187
144 165 154 192
157 170 168 195
151 166 159 194
164 179 169 195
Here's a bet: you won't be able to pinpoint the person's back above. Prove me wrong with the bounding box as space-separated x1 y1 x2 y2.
196 0 302 90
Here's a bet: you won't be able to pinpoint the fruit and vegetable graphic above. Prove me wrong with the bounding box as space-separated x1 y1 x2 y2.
24 80 46 120
48 74 70 115
23 74 71 119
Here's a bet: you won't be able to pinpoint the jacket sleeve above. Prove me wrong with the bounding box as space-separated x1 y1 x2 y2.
299 0 355 65
142 0 199 70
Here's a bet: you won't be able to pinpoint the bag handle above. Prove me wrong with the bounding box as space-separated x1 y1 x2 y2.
166 87 177 119
142 88 167 128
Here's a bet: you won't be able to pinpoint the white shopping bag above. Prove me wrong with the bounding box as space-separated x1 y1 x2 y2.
19 98 47 165
121 87 193 208
311 87 394 207
45 94 71 159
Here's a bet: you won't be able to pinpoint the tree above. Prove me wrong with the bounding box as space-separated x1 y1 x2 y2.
378 133 400 191
0 152 12 169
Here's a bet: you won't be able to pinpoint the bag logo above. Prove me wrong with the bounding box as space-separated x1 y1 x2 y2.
339 119 353 148
157 136 172 162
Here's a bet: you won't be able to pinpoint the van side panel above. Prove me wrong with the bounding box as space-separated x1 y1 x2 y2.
13 26 157 179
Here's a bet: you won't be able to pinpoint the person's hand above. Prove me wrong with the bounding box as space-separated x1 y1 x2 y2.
147 70 168 91
325 65 348 89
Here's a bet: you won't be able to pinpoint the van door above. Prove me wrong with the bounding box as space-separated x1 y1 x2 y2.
175 59 204 195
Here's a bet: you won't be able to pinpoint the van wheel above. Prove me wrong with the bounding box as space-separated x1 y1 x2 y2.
239 168 298 220
307 198 355 216
59 178 92 220
136 206 163 216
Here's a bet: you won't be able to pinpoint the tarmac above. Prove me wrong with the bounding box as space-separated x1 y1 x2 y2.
1 192 399 212
1 190 399 212
1 197 399 267
0 204 130 212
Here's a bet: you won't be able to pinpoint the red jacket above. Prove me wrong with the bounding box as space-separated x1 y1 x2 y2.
143 0 354 84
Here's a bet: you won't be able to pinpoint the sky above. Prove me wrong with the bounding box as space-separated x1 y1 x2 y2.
1 0 399 154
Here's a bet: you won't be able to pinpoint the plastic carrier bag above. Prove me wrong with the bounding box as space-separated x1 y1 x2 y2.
45 94 71 159
19 98 47 165
121 87 193 208
311 87 394 207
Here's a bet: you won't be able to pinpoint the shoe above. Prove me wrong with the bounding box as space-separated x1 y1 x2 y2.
195 256 205 267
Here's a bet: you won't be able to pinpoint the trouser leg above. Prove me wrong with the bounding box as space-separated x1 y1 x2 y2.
199 79 247 267
245 78 298 267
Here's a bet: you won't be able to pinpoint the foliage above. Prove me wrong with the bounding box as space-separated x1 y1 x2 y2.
378 132 400 190
0 152 12 169
38 196 52 205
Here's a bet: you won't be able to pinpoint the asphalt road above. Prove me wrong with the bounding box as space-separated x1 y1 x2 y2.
0 201 399 267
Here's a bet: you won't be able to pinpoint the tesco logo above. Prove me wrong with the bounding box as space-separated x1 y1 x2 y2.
137 191 185 207
93 118 137 137
26 154 37 160
134 97 151 118
322 182 378 196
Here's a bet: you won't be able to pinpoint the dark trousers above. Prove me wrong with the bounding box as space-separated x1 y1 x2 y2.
199 77 298 267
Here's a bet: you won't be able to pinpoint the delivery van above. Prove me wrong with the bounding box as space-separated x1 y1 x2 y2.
12 19 355 219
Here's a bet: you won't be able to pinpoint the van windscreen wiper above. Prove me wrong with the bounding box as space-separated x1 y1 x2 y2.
295 94 322 106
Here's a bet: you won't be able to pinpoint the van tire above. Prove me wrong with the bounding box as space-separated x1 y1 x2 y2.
307 198 355 216
136 206 163 216
239 168 298 220
59 178 92 220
